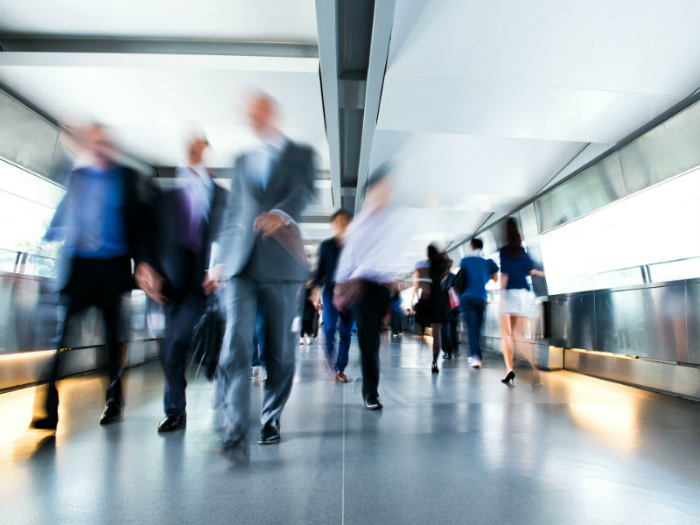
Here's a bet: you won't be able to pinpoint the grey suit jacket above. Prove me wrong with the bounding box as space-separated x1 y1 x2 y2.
212 140 316 283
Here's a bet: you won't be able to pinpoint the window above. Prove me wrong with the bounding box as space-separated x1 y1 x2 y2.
540 167 700 294
0 160 65 270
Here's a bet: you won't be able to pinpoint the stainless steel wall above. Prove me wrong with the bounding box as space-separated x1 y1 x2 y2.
549 279 700 366
0 271 163 391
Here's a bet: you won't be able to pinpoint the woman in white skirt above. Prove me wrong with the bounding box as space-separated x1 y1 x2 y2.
498 218 545 386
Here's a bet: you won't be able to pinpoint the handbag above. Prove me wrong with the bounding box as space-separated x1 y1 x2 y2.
190 293 226 380
333 279 366 312
447 287 460 310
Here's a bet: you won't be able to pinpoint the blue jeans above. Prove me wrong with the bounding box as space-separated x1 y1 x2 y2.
322 288 354 372
461 295 486 360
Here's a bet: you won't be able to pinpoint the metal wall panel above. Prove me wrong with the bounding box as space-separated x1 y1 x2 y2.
547 297 569 346
564 349 700 401
686 282 700 365
535 100 700 234
0 272 163 390
567 293 596 350
551 280 698 366
0 90 60 179
619 101 700 194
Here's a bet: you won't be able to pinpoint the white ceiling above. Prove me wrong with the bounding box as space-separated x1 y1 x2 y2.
0 0 318 42
373 0 700 263
0 54 329 170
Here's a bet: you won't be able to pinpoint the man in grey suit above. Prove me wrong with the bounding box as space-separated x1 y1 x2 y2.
205 93 316 455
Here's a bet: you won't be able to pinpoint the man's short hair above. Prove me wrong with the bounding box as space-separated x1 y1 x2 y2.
471 238 484 250
331 209 352 222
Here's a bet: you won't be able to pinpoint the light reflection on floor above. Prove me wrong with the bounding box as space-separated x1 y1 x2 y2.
0 337 698 525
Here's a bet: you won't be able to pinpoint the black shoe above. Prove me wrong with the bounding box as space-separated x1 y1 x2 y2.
157 413 187 432
364 398 383 410
221 436 250 464
431 362 439 374
99 402 123 425
443 353 451 360
258 420 281 444
501 371 516 385
30 416 58 430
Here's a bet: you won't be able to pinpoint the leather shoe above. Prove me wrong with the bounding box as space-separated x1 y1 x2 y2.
221 437 250 464
30 416 58 430
99 402 123 425
258 419 281 445
335 371 349 383
157 413 186 432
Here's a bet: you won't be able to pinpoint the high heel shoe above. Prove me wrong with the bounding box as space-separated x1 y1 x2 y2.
501 371 515 385
431 362 439 374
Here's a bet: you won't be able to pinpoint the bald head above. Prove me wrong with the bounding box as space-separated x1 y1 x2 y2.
247 92 278 138
80 124 115 170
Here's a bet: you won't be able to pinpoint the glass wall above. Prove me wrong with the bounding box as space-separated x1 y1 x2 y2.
0 160 65 272
540 166 700 295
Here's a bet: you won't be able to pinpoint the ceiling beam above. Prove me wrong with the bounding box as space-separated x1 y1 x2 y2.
315 0 342 208
354 0 395 213
0 36 318 58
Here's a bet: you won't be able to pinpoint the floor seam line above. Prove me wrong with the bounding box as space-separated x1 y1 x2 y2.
341 385 346 525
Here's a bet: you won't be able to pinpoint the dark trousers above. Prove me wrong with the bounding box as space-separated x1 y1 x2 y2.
461 296 486 360
322 288 354 372
161 291 206 416
441 308 460 356
390 311 403 335
35 257 131 421
355 281 390 402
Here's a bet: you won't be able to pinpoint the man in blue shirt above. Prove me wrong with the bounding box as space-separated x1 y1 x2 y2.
31 124 152 430
312 209 354 382
458 238 499 368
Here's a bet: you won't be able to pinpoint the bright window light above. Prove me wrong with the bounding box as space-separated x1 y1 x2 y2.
0 160 64 260
540 167 700 294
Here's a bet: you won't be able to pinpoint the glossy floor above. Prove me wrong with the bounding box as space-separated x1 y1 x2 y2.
1 336 699 524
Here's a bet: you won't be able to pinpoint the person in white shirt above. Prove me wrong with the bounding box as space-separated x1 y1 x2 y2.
334 164 409 410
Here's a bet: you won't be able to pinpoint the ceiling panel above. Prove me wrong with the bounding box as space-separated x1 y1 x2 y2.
389 0 700 97
0 0 318 42
0 54 328 168
377 75 682 144
384 131 585 205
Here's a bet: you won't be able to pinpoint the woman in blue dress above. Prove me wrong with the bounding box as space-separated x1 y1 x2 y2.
498 218 545 385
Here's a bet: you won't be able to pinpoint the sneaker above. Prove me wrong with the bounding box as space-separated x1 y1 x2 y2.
364 398 383 410
472 359 482 369
251 366 267 383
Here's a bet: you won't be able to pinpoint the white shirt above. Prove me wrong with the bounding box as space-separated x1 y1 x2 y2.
248 133 287 191
334 203 410 284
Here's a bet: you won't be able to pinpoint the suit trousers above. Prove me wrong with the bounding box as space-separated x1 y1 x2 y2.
35 257 131 420
215 275 300 444
161 290 206 416
355 281 390 403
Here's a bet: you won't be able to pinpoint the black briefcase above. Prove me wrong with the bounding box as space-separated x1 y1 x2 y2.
190 294 226 380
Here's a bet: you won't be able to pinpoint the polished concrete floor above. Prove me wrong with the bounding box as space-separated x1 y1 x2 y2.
1 335 699 525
